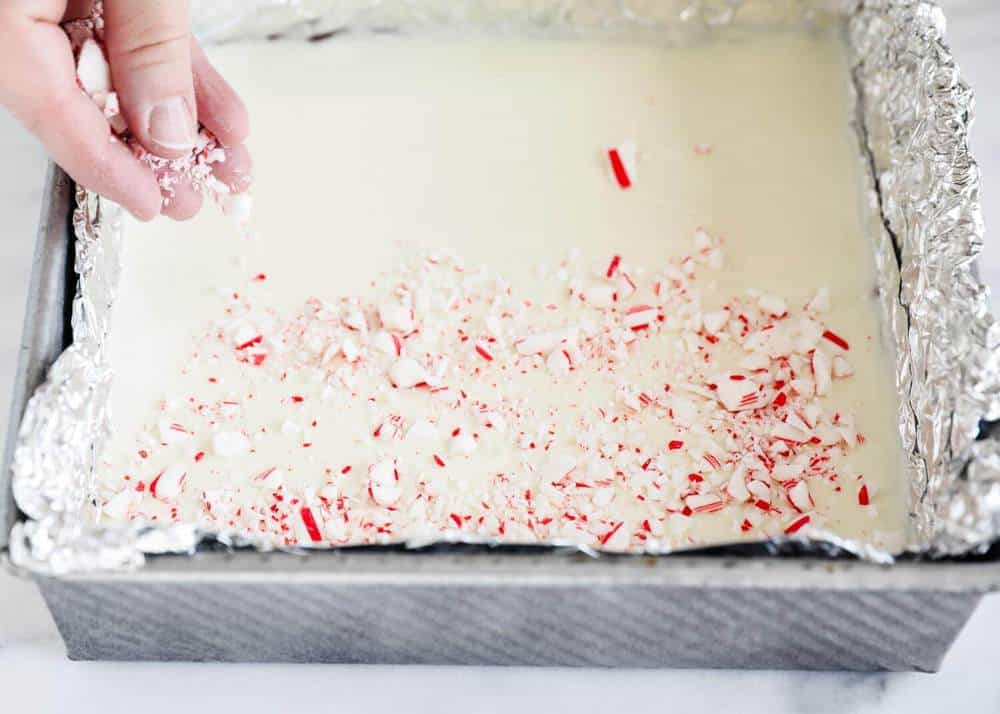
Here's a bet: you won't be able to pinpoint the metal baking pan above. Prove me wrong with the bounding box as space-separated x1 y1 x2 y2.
5 0 1000 670
0 165 996 670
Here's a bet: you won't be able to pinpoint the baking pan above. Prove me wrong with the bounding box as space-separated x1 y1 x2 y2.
6 0 1000 669
1 166 996 670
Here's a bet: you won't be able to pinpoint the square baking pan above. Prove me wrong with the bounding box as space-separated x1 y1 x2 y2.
3 163 999 671
5 1 1000 670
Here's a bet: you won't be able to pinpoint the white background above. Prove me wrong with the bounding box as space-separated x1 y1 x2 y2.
2 2 1000 711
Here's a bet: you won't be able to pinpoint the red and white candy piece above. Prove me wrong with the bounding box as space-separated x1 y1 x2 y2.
783 513 812 535
758 293 788 318
341 337 361 362
368 459 401 507
299 507 323 543
76 39 111 97
158 417 191 444
786 480 813 512
150 464 186 501
832 355 854 378
597 520 632 550
713 374 764 412
379 302 415 333
451 430 477 456
702 310 729 335
545 349 572 376
772 421 809 445
388 358 425 389
255 467 284 489
812 349 832 396
685 492 725 514
623 305 658 331
726 466 751 502
607 141 636 189
806 288 830 314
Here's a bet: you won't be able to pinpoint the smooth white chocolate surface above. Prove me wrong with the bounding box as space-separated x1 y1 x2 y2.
96 29 906 552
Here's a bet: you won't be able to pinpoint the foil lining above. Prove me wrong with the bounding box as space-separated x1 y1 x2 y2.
849 0 1000 553
8 0 1000 573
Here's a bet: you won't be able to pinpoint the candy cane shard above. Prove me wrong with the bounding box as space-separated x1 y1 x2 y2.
624 305 658 331
379 303 415 332
150 465 186 501
545 349 572 376
388 358 425 389
685 493 725 514
299 507 323 542
832 355 854 378
784 514 811 535
76 39 111 96
607 141 636 189
368 459 401 507
812 349 833 396
713 374 765 412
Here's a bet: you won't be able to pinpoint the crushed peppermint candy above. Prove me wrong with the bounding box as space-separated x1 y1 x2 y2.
98 229 882 552
607 142 636 189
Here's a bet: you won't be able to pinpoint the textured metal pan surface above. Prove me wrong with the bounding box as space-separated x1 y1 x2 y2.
38 551 986 670
39 582 977 670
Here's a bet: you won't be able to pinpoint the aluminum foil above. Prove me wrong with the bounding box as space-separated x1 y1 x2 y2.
8 0 1000 573
849 0 1000 553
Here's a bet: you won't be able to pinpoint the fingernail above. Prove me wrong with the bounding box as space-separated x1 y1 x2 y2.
147 97 196 155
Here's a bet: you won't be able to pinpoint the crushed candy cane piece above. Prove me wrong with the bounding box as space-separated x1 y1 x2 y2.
212 431 250 457
368 459 401 506
607 142 636 189
150 464 186 501
76 39 111 96
101 229 882 552
389 358 426 389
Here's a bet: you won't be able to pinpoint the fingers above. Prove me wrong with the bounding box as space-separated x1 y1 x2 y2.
0 16 162 219
211 143 253 194
46 94 163 221
192 41 250 147
161 178 203 221
104 0 197 159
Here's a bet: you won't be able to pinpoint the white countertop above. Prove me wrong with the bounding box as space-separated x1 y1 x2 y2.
2 3 1000 710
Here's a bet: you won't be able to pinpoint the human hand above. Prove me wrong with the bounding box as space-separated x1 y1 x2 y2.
0 0 251 221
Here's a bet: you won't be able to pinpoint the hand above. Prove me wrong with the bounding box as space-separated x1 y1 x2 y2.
0 0 251 221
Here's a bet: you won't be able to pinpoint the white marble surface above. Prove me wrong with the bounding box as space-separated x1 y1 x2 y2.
2 3 1000 710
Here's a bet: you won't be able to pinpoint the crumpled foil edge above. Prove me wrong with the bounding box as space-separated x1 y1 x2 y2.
8 189 198 574
849 0 1000 555
8 0 1000 573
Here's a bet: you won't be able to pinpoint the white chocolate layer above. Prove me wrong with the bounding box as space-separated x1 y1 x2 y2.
97 29 907 552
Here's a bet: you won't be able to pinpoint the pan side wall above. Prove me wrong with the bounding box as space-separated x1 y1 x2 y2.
37 577 979 671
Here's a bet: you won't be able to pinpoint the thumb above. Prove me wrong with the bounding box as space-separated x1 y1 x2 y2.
104 0 196 158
